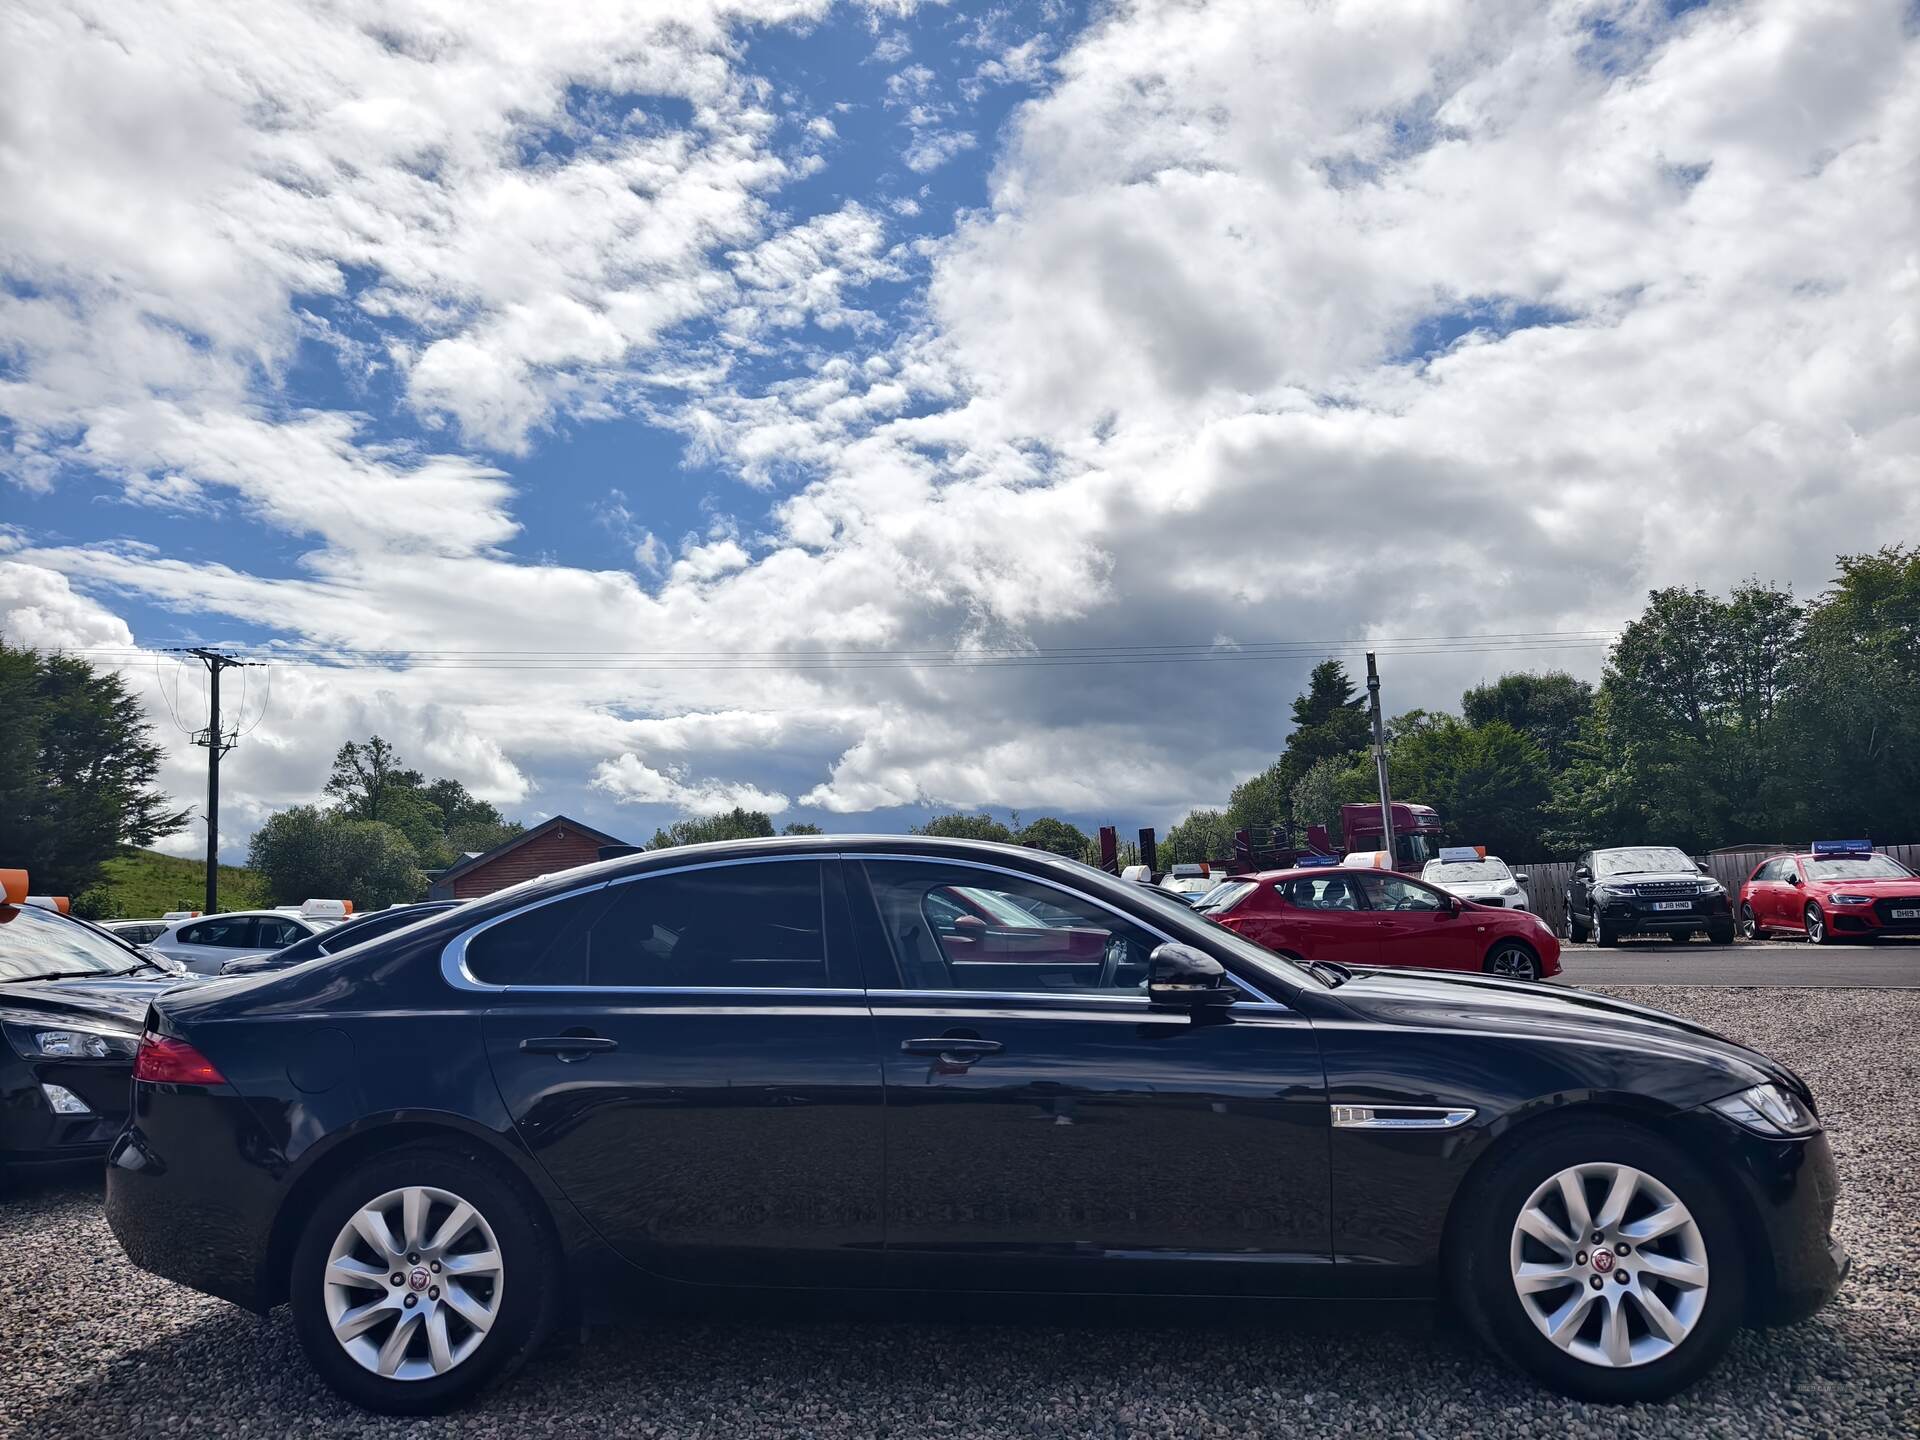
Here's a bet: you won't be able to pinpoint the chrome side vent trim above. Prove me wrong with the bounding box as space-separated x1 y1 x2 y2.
1331 1105 1476 1130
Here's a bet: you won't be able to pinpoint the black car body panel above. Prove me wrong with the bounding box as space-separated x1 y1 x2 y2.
1 900 199 1164
103 836 1846 1334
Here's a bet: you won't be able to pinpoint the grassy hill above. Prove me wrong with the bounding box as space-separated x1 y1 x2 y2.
80 846 269 919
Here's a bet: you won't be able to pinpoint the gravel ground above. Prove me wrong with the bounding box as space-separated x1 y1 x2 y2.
2 987 1914 1439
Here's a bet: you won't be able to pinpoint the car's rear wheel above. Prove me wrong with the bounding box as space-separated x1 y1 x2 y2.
1739 903 1761 940
1453 1120 1744 1402
1484 941 1540 981
290 1144 558 1414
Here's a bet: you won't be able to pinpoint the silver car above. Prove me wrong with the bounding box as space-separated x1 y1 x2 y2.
147 910 333 975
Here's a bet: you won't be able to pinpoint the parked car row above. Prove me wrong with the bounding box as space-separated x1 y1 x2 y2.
4 844 1852 1416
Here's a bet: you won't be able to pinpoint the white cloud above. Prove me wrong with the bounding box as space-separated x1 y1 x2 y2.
6 0 1919 860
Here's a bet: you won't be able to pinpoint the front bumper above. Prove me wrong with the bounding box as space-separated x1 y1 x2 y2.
0 1055 132 1163
1596 894 1733 934
1674 1108 1849 1325
1822 899 1920 937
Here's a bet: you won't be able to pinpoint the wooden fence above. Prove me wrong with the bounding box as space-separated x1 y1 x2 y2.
1518 843 1920 937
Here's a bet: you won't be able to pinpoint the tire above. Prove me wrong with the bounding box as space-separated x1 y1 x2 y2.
1451 1118 1746 1403
1707 921 1735 947
1565 900 1590 945
1804 903 1834 946
1484 940 1541 981
1594 915 1619 948
290 1142 559 1415
1738 903 1761 941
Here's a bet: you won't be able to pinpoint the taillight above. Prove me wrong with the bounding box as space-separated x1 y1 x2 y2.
132 1031 226 1086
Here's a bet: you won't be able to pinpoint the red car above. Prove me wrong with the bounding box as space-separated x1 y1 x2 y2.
1738 843 1920 944
1197 865 1563 980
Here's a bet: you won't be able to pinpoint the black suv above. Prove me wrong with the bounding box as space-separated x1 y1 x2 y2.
1566 846 1734 946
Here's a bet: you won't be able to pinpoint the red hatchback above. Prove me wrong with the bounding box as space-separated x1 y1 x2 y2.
1738 844 1920 944
1198 866 1563 981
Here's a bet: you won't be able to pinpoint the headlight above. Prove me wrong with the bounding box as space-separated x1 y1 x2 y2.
1708 1082 1818 1137
3 1022 140 1061
1592 885 1625 903
1698 880 1725 895
1828 893 1871 905
1501 884 1521 897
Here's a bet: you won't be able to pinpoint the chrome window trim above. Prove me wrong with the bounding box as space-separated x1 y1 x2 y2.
1330 1105 1477 1130
441 850 1282 1007
847 853 1284 1008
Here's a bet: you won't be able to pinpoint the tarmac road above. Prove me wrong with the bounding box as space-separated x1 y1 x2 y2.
1557 936 1920 987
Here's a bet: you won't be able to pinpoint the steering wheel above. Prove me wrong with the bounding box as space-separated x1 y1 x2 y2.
1097 934 1126 989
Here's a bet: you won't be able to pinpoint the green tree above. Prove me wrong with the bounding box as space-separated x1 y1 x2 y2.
1288 756 1353 843
323 736 422 823
1391 718 1553 859
247 806 426 909
780 821 824 835
648 807 777 848
911 813 1015 843
1014 816 1090 857
1461 671 1596 771
0 641 187 895
1549 582 1801 852
1162 808 1234 866
1779 546 1920 837
1232 660 1372 831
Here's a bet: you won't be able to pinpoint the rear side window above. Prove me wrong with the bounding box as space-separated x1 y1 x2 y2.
178 916 257 948
463 889 612 986
582 861 826 988
461 862 828 989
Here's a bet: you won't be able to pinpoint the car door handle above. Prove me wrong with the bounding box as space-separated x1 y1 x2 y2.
520 1035 619 1059
900 1037 1003 1058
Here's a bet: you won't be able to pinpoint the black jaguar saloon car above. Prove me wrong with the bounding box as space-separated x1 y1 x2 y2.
105 837 1847 1413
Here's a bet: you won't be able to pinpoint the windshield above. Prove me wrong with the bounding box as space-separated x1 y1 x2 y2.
1194 880 1256 914
1424 859 1511 883
1596 847 1696 877
0 903 140 981
1806 855 1913 881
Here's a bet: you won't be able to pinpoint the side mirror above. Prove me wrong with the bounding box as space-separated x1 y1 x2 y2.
1440 896 1463 918
1572 865 1590 880
1788 873 1803 887
1147 943 1237 1008
1513 872 1531 886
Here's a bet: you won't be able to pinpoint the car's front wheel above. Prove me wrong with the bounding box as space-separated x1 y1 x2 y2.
289 1143 558 1414
1453 1120 1744 1402
1804 903 1834 946
1484 941 1541 981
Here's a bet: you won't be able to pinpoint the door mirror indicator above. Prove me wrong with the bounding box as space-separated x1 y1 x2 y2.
1147 943 1236 1008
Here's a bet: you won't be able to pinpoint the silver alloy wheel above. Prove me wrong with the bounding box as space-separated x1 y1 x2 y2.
1509 1161 1709 1369
323 1185 504 1381
1739 903 1758 940
1487 944 1538 980
1805 905 1825 944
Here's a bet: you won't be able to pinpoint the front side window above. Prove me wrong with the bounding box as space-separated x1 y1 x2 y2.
256 917 308 948
1355 873 1449 912
859 861 1158 994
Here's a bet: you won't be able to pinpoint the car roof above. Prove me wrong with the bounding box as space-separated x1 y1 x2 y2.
1226 867 1383 884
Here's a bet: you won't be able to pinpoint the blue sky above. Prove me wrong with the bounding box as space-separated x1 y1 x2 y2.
3 0 1917 860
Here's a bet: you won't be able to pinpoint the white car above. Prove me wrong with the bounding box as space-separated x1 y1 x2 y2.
1421 853 1533 910
1159 863 1216 899
147 909 336 975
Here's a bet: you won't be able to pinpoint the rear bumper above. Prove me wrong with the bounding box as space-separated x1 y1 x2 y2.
104 1084 282 1312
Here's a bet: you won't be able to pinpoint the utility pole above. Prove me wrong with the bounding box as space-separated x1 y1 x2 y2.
1365 651 1396 869
176 649 260 913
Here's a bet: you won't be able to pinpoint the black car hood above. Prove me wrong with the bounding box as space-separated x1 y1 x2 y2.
1593 869 1707 886
1323 968 1804 1099
0 973 198 1030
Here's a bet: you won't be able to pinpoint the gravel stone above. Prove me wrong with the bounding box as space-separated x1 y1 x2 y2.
0 987 1913 1438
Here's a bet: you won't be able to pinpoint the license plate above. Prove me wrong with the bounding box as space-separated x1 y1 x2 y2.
1651 901 1692 912
1893 908 1920 920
